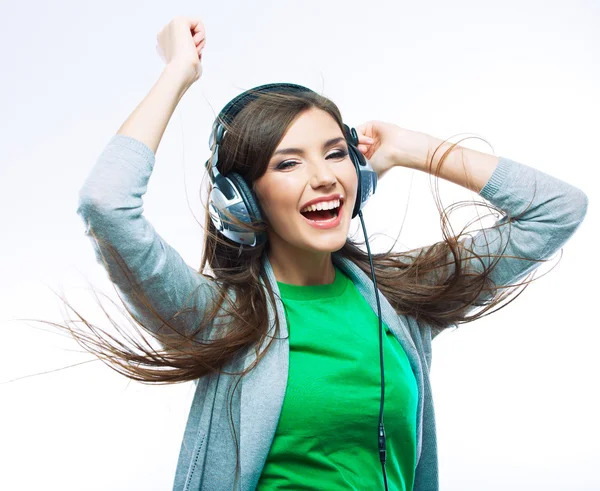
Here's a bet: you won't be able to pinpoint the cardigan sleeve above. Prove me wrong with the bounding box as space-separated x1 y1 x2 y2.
76 134 219 343
422 156 588 337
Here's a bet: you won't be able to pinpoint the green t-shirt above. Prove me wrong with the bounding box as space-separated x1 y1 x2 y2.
256 265 419 491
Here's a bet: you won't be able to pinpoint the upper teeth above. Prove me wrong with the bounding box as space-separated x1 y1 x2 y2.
301 199 341 213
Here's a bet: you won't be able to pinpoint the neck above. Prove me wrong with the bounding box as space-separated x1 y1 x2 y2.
267 245 336 286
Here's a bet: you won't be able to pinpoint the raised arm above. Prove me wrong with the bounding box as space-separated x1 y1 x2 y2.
77 19 214 343
429 140 587 336
357 122 589 337
450 154 584 282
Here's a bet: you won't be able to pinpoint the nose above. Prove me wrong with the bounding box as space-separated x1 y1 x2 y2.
309 160 337 189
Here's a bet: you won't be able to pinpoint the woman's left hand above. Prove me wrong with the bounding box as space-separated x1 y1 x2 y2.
354 120 432 179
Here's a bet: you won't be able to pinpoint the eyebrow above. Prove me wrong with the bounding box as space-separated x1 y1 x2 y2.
272 137 347 157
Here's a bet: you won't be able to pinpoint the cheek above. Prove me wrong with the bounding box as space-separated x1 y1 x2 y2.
254 189 294 225
343 166 359 203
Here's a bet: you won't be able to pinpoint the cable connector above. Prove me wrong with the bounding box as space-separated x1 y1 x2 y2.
378 424 387 464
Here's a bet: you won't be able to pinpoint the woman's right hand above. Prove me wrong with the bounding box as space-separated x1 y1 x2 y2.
156 16 206 84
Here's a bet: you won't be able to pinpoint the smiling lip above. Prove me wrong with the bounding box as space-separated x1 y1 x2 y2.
299 193 344 211
301 201 344 229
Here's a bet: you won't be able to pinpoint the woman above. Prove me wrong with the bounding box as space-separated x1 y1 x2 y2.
72 16 588 491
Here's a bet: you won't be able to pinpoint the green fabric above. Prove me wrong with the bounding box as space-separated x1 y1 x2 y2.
256 266 419 491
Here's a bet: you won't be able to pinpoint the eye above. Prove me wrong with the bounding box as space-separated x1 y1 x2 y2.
329 149 349 160
276 160 297 170
275 149 349 170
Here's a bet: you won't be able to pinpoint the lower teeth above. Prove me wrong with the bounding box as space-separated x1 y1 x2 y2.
300 207 340 222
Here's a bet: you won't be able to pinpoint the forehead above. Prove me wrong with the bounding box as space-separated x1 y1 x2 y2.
277 108 343 146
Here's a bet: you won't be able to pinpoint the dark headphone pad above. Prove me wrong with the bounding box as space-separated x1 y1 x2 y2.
347 144 363 218
228 172 264 223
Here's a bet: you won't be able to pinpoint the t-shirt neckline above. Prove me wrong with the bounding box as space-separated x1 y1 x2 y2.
276 266 348 301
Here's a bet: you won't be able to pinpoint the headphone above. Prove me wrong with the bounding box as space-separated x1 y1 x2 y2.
205 82 378 247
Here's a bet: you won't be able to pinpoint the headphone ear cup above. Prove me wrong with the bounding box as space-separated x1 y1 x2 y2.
344 124 377 216
228 172 263 222
347 144 364 218
227 172 266 244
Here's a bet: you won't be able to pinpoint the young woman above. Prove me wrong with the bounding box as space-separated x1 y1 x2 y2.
71 16 588 491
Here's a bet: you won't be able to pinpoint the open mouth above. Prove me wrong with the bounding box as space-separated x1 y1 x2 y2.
300 200 343 222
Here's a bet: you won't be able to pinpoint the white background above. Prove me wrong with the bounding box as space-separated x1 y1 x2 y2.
1 1 598 490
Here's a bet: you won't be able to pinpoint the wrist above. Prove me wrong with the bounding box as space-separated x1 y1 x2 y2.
164 61 197 91
392 129 434 171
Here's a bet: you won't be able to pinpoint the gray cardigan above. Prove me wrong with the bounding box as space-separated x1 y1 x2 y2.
77 134 588 491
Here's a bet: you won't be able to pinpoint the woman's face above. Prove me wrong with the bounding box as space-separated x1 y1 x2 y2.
253 107 358 255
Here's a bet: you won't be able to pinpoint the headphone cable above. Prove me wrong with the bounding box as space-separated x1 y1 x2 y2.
358 209 388 491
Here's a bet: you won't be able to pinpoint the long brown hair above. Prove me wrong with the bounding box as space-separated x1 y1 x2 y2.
29 87 550 485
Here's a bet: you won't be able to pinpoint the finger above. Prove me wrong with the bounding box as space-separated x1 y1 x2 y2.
357 143 370 155
357 133 374 143
188 17 204 30
190 19 205 37
355 125 373 139
193 30 206 43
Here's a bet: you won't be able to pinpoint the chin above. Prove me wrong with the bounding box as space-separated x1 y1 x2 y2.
307 239 347 254
300 213 352 253
270 207 353 254
299 228 350 254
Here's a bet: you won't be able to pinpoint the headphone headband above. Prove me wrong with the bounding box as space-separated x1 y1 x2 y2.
208 83 316 151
